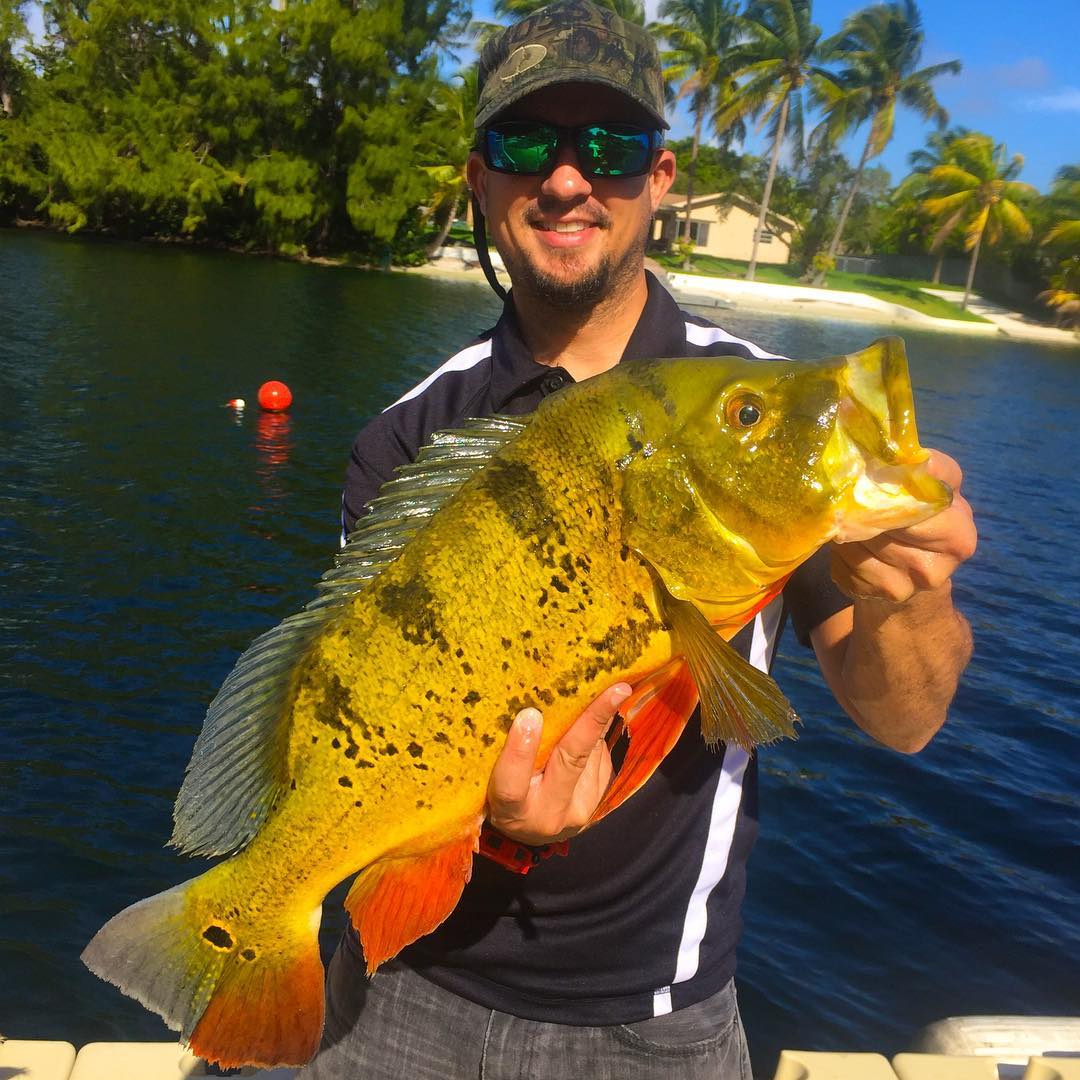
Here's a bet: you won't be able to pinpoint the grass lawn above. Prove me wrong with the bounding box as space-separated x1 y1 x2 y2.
654 252 988 323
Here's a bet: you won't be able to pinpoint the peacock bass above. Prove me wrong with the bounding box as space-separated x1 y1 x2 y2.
82 336 951 1069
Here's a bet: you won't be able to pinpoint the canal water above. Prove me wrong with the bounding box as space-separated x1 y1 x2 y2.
1 229 1077 1072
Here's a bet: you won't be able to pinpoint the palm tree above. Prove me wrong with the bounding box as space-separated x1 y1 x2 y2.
921 133 1036 310
892 126 969 282
421 69 478 258
1038 255 1080 328
712 0 833 280
654 0 741 268
1042 164 1080 250
810 0 960 281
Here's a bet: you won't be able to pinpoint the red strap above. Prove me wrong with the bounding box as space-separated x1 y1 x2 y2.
477 823 569 874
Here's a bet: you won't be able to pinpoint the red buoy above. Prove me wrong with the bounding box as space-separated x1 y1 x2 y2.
257 381 293 412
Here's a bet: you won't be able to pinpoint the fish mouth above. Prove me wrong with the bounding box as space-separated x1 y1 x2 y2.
831 337 952 542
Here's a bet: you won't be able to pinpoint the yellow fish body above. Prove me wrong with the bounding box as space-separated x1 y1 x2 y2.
83 337 950 1069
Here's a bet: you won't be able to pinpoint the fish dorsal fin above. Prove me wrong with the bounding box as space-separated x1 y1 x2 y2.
170 414 530 858
653 575 799 751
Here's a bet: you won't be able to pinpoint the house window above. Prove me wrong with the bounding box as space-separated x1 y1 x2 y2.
756 229 774 244
686 221 709 246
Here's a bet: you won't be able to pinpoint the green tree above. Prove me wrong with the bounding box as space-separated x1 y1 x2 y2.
922 133 1036 309
892 127 970 280
811 0 959 281
1038 255 1080 327
418 67 477 256
712 0 833 280
0 0 30 117
654 0 741 267
1042 164 1080 251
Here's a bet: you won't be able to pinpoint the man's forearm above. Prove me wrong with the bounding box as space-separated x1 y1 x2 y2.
838 582 972 752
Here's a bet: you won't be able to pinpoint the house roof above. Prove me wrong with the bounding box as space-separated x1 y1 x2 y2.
660 191 797 231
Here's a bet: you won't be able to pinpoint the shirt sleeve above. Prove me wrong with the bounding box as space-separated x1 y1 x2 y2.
341 410 421 541
783 545 853 648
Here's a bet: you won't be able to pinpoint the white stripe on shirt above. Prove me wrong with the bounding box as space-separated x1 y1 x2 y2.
656 601 782 1013
683 321 787 360
383 338 494 412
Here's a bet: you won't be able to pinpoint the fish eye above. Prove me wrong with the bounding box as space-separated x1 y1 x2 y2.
725 392 764 429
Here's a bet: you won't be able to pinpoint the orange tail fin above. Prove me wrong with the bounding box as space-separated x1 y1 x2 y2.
81 869 324 1070
345 825 479 975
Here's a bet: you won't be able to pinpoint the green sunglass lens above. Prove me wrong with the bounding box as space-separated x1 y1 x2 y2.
488 128 555 173
580 126 652 176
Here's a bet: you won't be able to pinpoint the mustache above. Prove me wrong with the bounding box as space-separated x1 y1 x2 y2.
523 201 612 229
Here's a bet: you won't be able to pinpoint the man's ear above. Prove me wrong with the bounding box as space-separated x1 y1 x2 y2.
648 149 677 212
466 152 488 217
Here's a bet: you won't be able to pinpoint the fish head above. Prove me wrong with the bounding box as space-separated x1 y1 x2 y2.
620 338 951 608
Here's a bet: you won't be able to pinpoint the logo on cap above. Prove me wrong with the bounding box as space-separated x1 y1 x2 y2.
499 44 548 82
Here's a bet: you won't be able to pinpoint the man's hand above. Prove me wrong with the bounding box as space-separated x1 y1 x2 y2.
486 683 632 847
813 448 976 753
830 450 977 604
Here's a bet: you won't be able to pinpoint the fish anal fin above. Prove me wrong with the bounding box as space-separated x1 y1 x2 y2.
658 585 798 751
345 826 480 975
589 659 699 826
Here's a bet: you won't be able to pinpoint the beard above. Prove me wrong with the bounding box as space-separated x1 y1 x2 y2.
502 208 652 312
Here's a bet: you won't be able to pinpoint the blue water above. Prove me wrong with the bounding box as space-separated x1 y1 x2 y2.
1 229 1077 1073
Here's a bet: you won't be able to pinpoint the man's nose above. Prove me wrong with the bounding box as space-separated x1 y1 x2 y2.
539 140 593 200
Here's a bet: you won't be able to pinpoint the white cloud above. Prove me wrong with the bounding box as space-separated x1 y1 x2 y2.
1024 87 1080 113
992 56 1051 90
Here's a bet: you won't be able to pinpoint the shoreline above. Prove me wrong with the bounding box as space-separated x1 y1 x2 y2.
411 252 1080 348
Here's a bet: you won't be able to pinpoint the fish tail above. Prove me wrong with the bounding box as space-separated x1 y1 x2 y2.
81 867 324 1069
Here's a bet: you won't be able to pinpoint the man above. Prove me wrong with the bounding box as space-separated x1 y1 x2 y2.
304 2 976 1076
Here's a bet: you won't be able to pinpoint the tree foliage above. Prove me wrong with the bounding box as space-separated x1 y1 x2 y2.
0 0 468 257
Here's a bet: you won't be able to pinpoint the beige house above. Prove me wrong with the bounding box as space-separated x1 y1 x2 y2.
653 193 795 265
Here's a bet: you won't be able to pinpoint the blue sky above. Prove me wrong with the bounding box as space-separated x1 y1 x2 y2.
471 0 1080 193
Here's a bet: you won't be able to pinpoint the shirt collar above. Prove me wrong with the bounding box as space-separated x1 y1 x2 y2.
488 271 687 408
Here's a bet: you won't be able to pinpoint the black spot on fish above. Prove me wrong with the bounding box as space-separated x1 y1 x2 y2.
332 738 341 749
202 925 233 950
289 779 296 791
357 759 375 769
384 743 399 756
376 577 448 651
550 575 570 593
345 745 358 759
531 648 541 663
338 776 353 788
626 360 674 415
416 799 425 809
522 630 533 640
501 637 512 650
463 690 481 706
461 661 473 676
559 553 577 581
463 717 475 731
433 731 450 745
414 762 429 771
502 661 510 671
407 741 423 758
354 799 363 808
458 747 467 757
241 948 257 961
480 459 554 543
455 648 464 658
444 774 454 784
481 733 496 747
311 735 319 744
538 588 548 608
535 688 555 707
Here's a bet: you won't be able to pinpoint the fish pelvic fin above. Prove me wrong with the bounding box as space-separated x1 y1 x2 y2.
344 822 481 975
657 582 799 751
81 870 324 1070
589 658 700 826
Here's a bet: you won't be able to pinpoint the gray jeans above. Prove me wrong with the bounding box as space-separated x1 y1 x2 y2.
298 934 753 1080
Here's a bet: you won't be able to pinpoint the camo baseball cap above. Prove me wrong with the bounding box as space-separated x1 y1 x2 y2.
474 0 668 131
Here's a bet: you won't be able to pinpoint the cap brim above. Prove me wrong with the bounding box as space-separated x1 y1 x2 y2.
475 71 668 131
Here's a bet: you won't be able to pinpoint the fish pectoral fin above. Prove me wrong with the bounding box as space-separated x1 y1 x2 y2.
658 584 799 751
344 825 480 975
589 658 699 826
